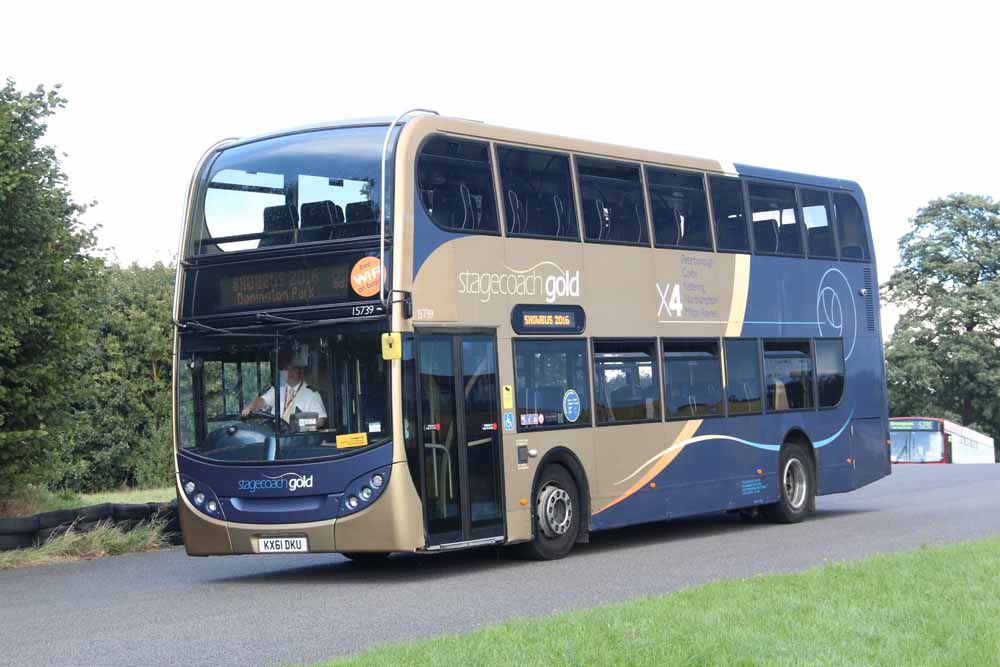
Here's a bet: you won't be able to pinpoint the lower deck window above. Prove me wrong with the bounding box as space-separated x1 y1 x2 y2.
593 339 661 424
513 339 591 430
763 340 814 411
662 339 723 419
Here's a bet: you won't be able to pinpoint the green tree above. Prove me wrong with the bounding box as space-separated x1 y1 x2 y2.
883 193 1000 456
63 262 176 490
0 80 101 494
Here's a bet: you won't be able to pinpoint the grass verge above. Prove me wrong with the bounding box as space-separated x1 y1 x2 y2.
317 535 1000 667
0 520 169 569
0 485 175 516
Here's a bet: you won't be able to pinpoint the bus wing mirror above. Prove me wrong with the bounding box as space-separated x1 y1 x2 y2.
381 332 402 360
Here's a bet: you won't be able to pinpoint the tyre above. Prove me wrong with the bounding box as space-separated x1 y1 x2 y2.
520 464 581 560
0 532 35 551
35 509 77 530
76 503 113 522
764 443 814 524
114 504 154 521
0 516 39 534
341 552 391 563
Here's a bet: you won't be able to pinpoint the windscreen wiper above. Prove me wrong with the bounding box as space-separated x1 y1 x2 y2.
256 312 303 325
174 318 235 335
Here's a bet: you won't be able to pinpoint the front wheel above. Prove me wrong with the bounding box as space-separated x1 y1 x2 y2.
764 443 814 524
520 465 580 560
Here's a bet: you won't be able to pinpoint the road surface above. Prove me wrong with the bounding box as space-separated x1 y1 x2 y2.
2 464 999 665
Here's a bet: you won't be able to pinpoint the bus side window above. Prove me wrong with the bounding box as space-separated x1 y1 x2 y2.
832 193 870 261
749 183 801 257
709 177 751 252
800 189 837 259
592 339 661 425
647 167 712 250
577 157 649 246
416 136 499 234
497 146 578 240
512 339 592 431
662 339 724 419
814 338 845 407
763 340 814 411
723 338 762 415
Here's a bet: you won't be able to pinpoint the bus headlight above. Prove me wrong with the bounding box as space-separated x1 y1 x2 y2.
194 493 205 506
207 500 218 513
184 481 196 495
339 465 392 517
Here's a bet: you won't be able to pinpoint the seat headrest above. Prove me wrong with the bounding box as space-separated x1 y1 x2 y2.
346 201 377 223
753 218 778 253
260 205 296 247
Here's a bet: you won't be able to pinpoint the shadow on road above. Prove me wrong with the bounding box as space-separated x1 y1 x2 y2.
208 506 876 586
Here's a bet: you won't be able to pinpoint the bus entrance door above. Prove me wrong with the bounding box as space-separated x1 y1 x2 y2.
416 332 505 547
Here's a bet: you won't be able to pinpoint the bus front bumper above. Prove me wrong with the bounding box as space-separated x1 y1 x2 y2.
177 461 425 556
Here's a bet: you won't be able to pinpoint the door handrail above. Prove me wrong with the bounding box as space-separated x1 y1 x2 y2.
380 108 439 310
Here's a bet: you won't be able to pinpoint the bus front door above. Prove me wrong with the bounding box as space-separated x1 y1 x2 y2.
416 332 505 547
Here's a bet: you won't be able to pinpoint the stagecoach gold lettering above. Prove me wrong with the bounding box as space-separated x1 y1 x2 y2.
458 265 580 303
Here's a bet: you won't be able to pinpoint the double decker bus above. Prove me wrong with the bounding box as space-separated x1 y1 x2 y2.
890 417 996 464
172 111 890 560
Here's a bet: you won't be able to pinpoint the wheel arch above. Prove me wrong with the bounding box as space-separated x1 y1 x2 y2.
530 447 592 542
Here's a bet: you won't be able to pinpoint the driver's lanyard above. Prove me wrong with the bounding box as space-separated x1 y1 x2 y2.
282 383 303 422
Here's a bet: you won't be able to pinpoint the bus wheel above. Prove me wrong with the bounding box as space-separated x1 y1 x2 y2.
764 443 814 524
341 552 391 563
521 465 580 560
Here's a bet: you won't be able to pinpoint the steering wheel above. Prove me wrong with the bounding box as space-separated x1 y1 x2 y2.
237 410 292 434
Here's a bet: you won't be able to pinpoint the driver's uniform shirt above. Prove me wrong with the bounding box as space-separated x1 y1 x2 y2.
260 382 327 422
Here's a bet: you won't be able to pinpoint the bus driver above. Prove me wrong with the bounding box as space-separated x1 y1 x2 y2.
241 354 327 429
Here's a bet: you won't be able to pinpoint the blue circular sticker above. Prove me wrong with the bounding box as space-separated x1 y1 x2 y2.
563 389 581 423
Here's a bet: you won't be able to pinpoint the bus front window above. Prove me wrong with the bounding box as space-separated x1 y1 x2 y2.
176 329 389 462
890 431 944 463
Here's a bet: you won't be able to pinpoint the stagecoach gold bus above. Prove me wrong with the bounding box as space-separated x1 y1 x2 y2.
172 111 890 560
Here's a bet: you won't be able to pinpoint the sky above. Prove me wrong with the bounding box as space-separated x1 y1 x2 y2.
3 1 998 335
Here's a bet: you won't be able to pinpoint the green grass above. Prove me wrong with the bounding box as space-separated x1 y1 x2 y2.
317 535 1000 667
0 520 169 569
1 485 174 516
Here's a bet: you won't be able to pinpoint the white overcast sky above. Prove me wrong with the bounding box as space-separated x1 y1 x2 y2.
3 1 998 334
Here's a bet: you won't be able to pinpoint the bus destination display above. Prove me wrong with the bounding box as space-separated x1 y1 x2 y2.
511 304 586 334
185 253 375 317
890 419 938 431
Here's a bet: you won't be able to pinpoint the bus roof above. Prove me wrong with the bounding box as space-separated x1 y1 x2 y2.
213 113 865 195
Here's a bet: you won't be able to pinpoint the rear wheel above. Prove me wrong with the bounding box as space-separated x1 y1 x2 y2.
520 465 580 560
764 443 814 524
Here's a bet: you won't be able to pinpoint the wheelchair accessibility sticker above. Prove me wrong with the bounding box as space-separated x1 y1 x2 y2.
503 412 515 432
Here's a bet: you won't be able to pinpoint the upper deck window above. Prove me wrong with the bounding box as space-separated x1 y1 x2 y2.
749 183 802 256
197 125 394 255
497 146 578 240
709 177 750 252
833 193 870 261
647 168 712 250
416 136 499 234
577 157 649 246
800 189 837 259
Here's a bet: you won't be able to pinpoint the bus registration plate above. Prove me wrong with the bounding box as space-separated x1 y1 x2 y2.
259 537 308 553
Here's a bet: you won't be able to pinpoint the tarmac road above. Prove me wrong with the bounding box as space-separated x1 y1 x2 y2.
2 464 999 666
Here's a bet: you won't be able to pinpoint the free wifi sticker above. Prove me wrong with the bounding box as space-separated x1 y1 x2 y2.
350 257 382 297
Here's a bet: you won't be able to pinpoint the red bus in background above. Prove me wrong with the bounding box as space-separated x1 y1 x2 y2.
889 417 996 464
